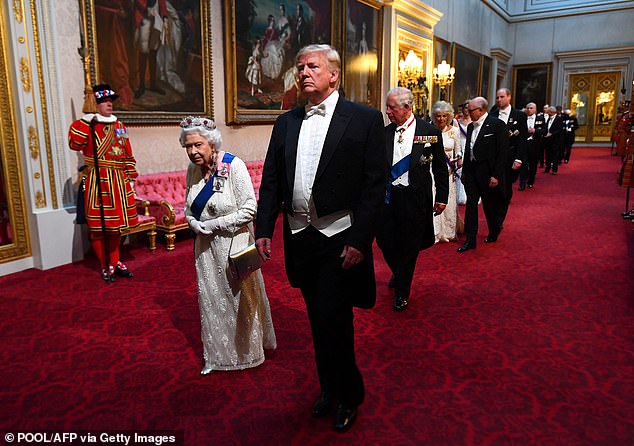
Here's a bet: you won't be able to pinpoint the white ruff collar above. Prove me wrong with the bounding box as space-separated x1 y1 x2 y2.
82 113 117 123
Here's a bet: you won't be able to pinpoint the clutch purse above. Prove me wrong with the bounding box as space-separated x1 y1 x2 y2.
228 226 262 281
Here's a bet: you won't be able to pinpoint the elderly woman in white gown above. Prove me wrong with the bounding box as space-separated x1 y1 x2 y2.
181 116 276 374
431 101 463 242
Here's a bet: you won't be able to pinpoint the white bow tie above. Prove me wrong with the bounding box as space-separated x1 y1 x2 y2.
305 103 326 118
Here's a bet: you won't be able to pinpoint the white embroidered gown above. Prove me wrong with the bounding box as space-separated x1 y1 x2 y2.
185 156 276 372
433 126 462 242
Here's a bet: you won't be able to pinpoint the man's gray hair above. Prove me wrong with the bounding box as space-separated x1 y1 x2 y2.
431 100 454 117
469 96 488 110
526 102 536 108
386 87 413 107
548 106 557 113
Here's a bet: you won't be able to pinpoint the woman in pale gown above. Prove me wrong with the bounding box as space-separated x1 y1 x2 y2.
431 101 463 242
453 102 471 205
181 117 276 374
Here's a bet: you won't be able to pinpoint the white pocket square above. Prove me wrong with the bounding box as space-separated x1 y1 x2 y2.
424 143 431 147
483 133 494 137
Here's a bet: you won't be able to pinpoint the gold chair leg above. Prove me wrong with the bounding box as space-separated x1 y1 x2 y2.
148 230 157 251
165 232 176 251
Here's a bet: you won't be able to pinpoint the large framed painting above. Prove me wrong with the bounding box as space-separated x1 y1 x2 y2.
83 0 213 125
481 56 492 102
432 36 451 103
224 0 337 124
512 63 552 109
451 44 481 109
343 0 382 108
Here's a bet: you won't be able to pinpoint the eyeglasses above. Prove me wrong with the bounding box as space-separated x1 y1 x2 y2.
467 107 481 112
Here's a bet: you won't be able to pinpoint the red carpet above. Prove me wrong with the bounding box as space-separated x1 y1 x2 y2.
1 147 632 445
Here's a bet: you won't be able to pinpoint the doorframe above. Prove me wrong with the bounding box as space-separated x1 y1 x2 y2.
555 46 634 110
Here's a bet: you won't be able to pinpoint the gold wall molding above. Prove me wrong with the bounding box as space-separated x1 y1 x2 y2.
0 2 31 262
12 0 23 23
19 56 30 92
29 0 56 208
35 191 45 208
27 125 38 159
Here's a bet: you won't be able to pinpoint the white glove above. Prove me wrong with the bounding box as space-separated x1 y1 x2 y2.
187 217 211 235
201 218 220 233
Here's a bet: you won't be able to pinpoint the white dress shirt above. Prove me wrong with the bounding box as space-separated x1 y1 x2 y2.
288 91 353 236
469 112 488 160
392 113 416 187
498 105 511 124
527 115 535 140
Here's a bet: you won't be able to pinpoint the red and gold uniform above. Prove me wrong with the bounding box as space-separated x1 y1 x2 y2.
69 114 139 232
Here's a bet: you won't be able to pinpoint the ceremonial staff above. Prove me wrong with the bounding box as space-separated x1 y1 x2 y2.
89 117 112 283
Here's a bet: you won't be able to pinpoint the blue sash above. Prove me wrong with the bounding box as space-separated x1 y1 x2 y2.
385 154 411 204
190 152 235 220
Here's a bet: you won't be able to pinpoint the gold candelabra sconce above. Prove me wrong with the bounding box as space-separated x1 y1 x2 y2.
433 60 455 101
398 50 428 118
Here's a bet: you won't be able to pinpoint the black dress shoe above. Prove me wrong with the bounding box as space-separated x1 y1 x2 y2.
311 392 332 418
393 296 408 312
388 275 395 289
101 268 115 283
114 262 133 278
334 404 357 433
528 184 534 189
457 241 475 252
483 234 498 243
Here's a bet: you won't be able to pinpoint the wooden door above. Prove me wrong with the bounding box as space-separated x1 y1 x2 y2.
569 72 620 143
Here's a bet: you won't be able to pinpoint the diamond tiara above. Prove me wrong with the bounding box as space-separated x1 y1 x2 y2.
179 116 216 131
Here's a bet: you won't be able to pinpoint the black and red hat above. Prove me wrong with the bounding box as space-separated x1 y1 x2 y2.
92 84 119 103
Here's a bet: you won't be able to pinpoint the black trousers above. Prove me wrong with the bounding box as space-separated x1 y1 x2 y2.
519 139 540 186
563 133 575 162
376 186 425 301
463 163 505 243
544 136 561 172
288 225 364 407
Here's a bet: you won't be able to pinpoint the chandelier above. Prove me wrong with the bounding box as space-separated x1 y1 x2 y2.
398 50 428 117
432 60 455 101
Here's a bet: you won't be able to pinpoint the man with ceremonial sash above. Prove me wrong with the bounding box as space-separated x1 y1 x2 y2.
377 87 449 312
69 84 138 282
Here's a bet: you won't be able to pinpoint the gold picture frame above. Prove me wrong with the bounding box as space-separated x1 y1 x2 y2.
511 62 552 109
342 0 383 109
81 0 213 125
0 13 30 262
224 0 340 124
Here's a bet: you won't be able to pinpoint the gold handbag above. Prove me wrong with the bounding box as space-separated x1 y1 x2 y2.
228 226 262 281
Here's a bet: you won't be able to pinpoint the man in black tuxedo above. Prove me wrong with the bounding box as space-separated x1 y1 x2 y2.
255 44 385 432
458 97 509 252
562 109 579 164
489 88 527 225
377 87 448 312
543 106 564 174
519 102 547 190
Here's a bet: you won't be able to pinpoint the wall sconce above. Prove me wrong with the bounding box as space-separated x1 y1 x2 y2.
398 50 429 117
433 60 455 101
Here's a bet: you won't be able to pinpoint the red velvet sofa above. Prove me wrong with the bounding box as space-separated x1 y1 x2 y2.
134 160 264 250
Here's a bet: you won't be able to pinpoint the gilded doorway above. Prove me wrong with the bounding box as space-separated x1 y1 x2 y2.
569 72 620 143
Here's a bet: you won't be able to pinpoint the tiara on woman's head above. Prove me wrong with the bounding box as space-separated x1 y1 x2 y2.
179 116 216 131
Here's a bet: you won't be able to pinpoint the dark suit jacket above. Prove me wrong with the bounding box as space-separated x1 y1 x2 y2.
385 117 449 250
544 114 564 146
256 96 386 307
490 107 528 163
463 114 509 182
